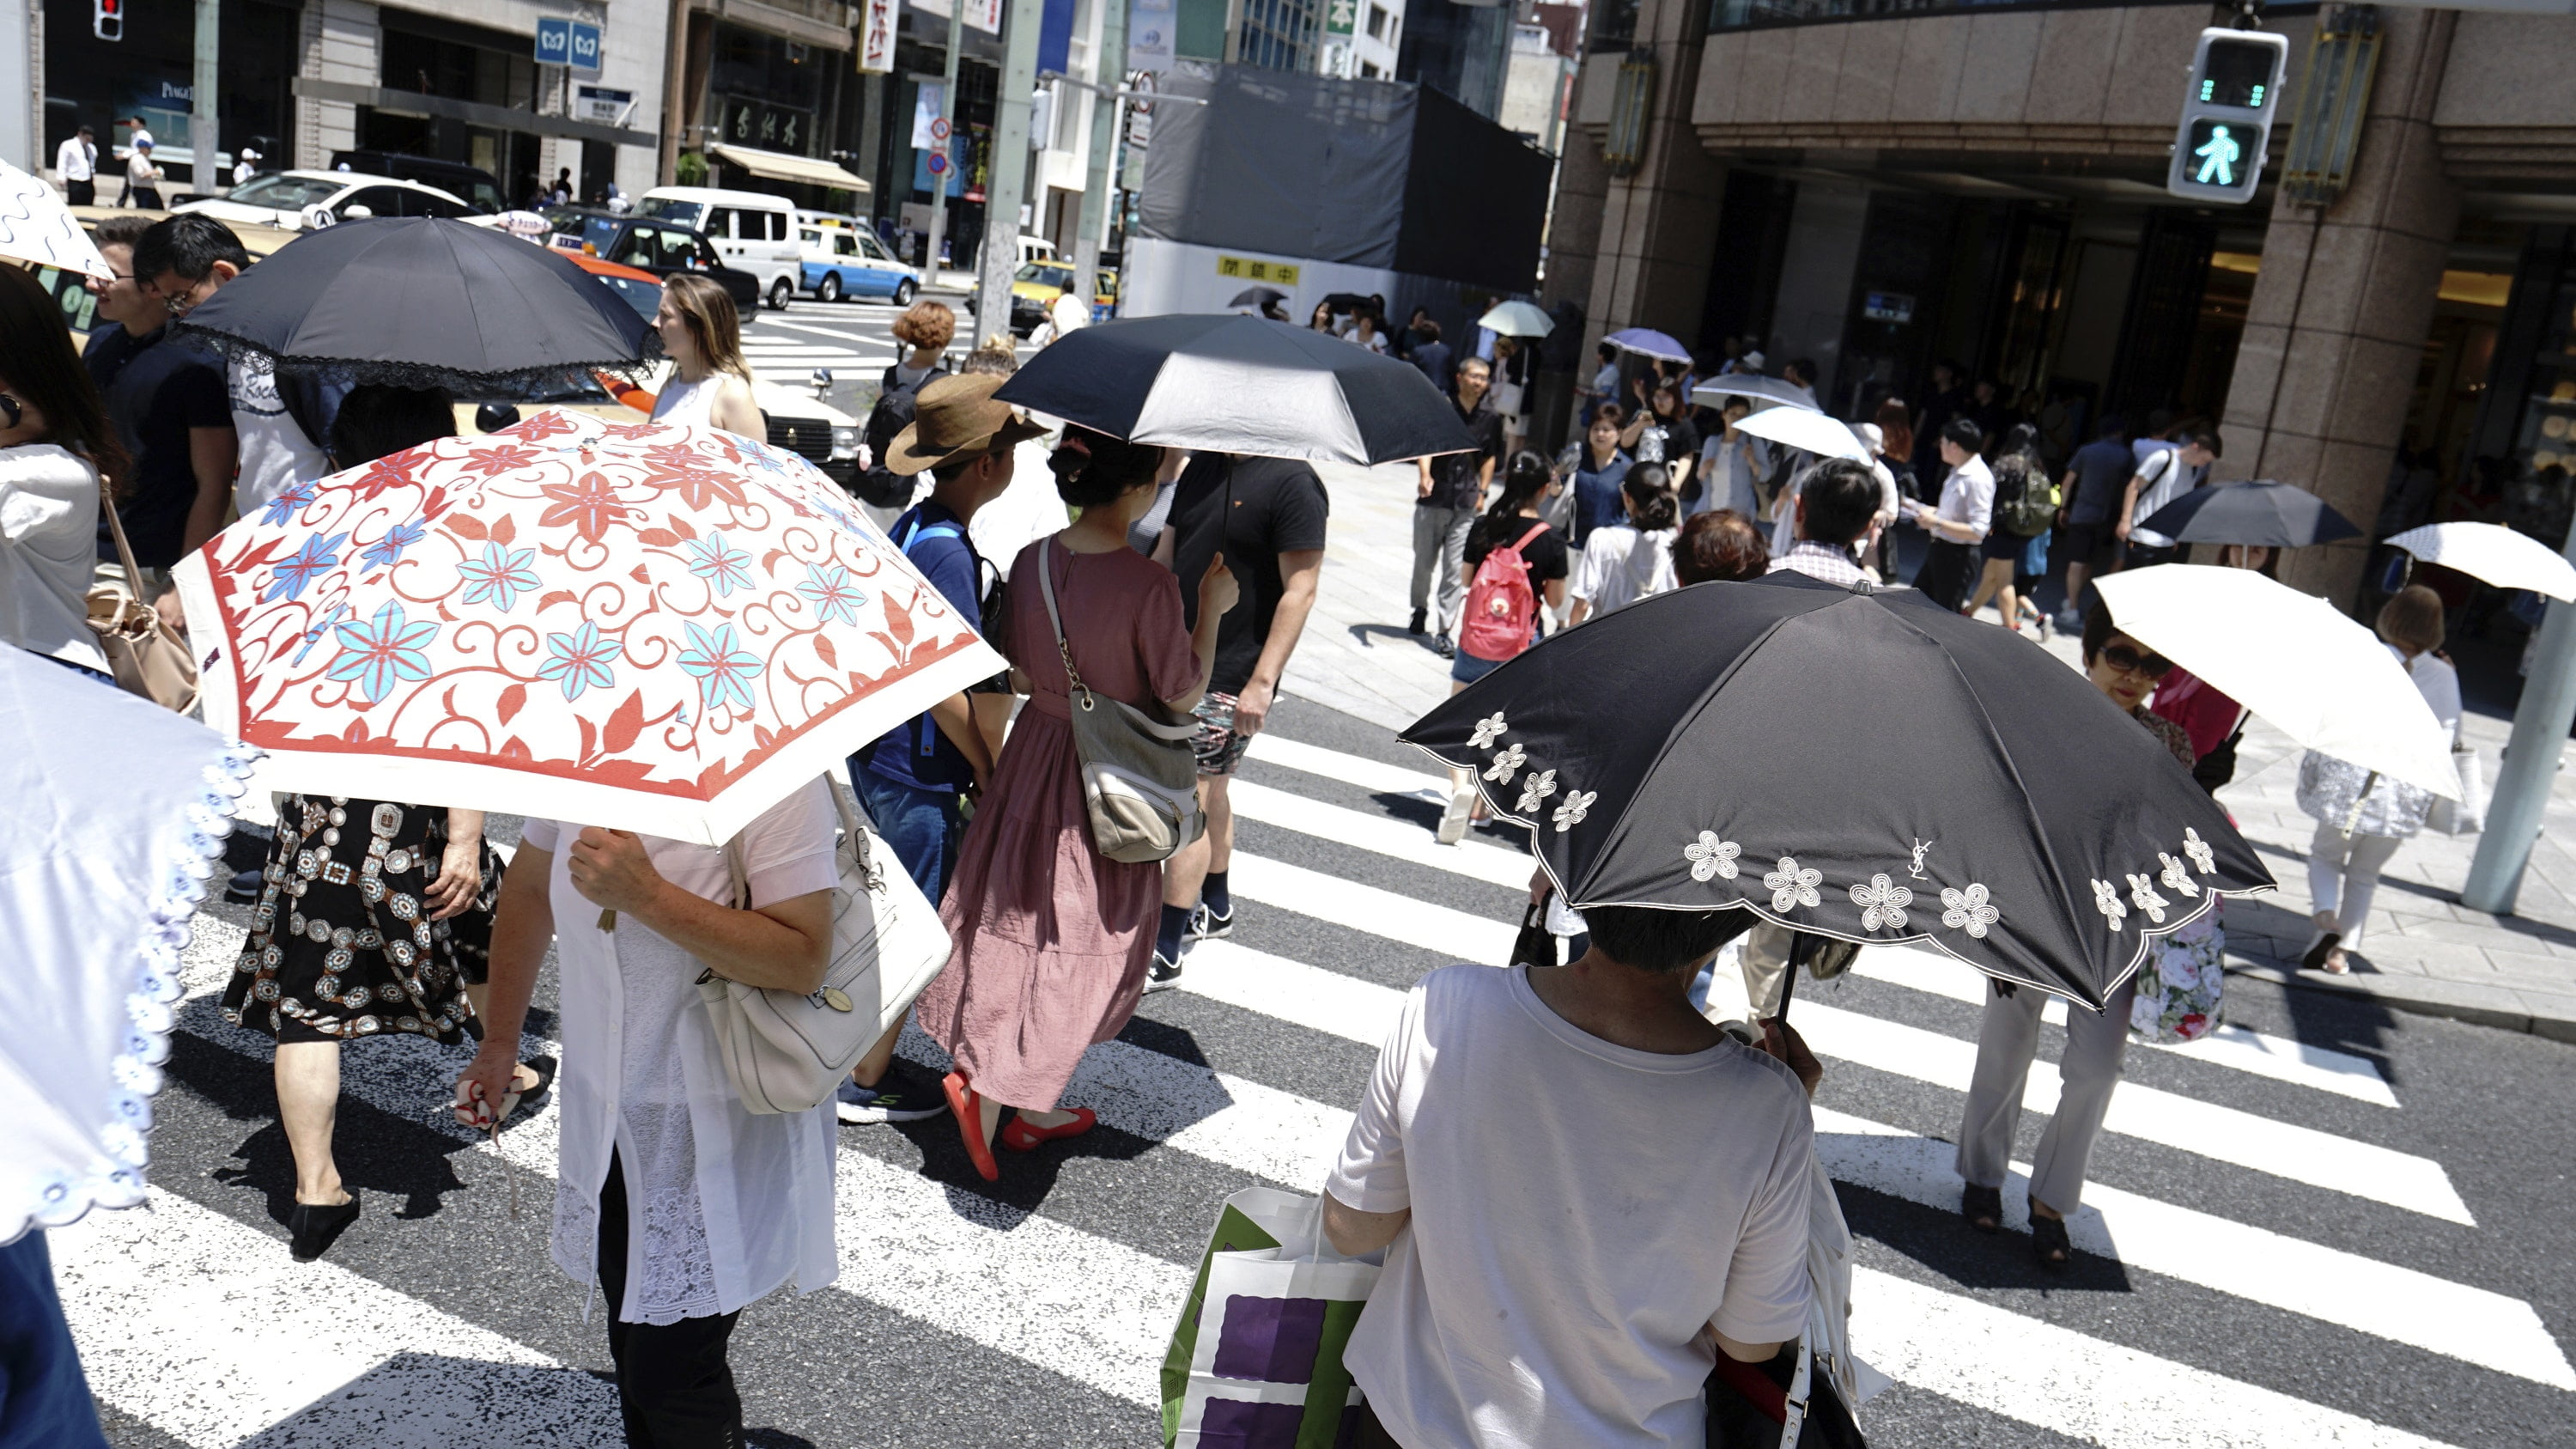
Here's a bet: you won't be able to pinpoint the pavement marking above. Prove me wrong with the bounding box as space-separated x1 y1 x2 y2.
1852 946 2401 1107
1795 1000 2473 1225
1850 1266 2464 1449
758 317 905 344
53 1189 619 1448
1228 851 1516 960
1227 778 1532 890
1242 733 1448 800
1181 939 2564 1382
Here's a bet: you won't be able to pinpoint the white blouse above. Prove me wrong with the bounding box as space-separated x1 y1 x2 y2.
0 444 110 672
519 778 841 1324
651 374 720 428
1571 525 1676 618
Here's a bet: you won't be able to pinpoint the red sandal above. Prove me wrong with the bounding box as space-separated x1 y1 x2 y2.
999 1107 1098 1153
943 1071 1000 1183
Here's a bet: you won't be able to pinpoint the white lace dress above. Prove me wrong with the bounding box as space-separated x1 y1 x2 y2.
519 780 841 1325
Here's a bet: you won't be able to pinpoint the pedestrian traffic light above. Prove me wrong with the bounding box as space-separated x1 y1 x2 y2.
2166 27 2286 204
93 0 122 41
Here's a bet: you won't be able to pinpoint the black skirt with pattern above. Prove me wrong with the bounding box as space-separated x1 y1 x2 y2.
222 796 503 1045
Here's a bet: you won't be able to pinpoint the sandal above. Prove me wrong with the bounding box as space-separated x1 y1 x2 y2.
2301 930 2342 972
943 1071 1000 1184
999 1107 1097 1153
2320 947 2353 976
1961 1183 2002 1234
2031 1213 2072 1273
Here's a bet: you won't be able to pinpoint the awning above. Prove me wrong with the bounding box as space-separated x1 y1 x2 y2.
708 143 872 193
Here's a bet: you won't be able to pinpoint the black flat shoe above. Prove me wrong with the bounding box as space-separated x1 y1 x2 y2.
289 1192 361 1263
1961 1183 2002 1234
515 1054 558 1109
2301 930 2342 971
2031 1213 2073 1273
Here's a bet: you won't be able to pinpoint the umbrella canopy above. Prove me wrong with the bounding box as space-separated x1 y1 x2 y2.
990 314 1475 466
1228 285 1289 307
1732 405 1871 462
2093 565 2458 798
1690 375 1820 412
0 159 112 279
1401 574 2273 1009
174 409 1005 844
1476 301 1554 338
2136 479 2362 548
171 216 653 391
0 646 258 1240
2388 521 2576 601
1603 327 1692 364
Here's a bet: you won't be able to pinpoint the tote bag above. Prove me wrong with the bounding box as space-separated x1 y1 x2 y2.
1163 1188 1382 1449
86 497 197 711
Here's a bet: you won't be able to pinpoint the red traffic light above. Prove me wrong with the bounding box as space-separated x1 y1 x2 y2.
94 0 121 39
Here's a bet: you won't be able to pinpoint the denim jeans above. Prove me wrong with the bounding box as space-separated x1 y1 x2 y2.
850 765 965 907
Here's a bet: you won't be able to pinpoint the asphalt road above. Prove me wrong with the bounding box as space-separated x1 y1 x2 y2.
736 284 1005 423
58 692 2576 1447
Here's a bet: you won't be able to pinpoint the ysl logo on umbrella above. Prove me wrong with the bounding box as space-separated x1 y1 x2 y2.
1907 838 1935 880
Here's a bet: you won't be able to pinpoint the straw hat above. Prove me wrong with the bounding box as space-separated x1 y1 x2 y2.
883 374 1048 474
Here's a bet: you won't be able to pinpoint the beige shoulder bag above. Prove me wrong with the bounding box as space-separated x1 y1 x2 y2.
1038 538 1206 865
86 496 198 711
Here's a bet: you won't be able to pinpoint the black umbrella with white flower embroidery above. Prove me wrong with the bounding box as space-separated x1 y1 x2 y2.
1400 571 2275 1010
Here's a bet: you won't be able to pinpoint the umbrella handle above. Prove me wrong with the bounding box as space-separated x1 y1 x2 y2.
1777 931 1824 1021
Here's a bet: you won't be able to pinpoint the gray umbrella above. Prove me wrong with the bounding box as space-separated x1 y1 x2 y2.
1691 374 1819 411
1228 285 1289 307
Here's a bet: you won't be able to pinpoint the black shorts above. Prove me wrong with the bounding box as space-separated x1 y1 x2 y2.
2061 520 2119 571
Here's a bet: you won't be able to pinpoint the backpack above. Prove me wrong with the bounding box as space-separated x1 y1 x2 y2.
852 366 947 508
1996 456 2060 538
1458 522 1551 663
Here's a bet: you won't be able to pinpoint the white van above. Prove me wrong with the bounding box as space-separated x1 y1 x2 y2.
637 186 802 310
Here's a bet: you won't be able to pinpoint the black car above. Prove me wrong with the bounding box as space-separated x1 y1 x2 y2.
328 150 507 214
541 207 761 314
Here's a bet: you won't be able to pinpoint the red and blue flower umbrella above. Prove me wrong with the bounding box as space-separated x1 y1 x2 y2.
174 409 1005 844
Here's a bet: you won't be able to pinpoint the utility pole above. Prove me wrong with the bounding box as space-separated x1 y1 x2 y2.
2460 521 2576 915
192 0 218 192
1070 0 1127 316
658 0 688 183
972 0 1042 343
923 24 963 285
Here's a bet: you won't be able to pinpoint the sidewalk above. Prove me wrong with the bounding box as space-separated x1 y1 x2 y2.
1282 465 2576 1039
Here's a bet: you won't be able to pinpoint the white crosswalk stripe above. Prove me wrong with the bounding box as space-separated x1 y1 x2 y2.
68 719 2568 1446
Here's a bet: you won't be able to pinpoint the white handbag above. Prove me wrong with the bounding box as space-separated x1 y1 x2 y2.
2427 734 2487 837
697 776 954 1114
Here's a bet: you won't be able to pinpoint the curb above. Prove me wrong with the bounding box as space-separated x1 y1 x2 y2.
2224 957 2576 1044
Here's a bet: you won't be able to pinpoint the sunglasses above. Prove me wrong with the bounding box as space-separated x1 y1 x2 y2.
2100 642 2175 680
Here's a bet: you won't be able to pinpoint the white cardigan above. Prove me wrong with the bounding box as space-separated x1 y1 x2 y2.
0 444 109 673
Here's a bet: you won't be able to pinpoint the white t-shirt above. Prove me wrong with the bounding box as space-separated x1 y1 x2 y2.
228 355 332 519
1934 453 1995 543
1327 965 1814 1449
1572 525 1676 618
2125 448 2190 549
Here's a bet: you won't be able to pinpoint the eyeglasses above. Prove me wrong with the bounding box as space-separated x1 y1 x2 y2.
2099 642 2174 680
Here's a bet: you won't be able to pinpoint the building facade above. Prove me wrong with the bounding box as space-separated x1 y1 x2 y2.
1543 0 2576 605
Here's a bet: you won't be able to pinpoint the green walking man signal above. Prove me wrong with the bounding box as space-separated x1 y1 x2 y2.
2167 27 2286 204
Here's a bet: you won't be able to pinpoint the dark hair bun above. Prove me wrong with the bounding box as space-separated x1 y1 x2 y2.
1051 427 1163 508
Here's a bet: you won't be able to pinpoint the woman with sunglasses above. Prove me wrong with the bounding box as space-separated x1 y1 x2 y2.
1956 602 2195 1271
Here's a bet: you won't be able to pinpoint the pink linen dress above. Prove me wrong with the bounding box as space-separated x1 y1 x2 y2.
914 536 1201 1108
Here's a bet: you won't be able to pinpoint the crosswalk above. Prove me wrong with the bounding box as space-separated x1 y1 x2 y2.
741 317 902 388
53 702 2576 1446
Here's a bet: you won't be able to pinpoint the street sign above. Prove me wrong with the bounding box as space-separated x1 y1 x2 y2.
858 0 896 73
931 118 951 142
1216 254 1298 285
2166 27 2287 204
575 84 633 125
534 18 604 76
1323 0 1358 38
927 153 950 175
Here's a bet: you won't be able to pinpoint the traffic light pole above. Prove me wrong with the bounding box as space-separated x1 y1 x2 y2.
971 0 1042 348
923 18 963 284
1069 0 1127 320
2460 523 2576 916
192 0 219 193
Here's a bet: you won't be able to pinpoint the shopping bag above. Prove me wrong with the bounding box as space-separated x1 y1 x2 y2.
1163 1188 1382 1449
2427 740 2486 836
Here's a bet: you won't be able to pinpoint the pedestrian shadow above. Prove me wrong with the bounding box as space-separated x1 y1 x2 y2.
1346 622 1441 654
231 1354 625 1447
1830 1178 2136 1295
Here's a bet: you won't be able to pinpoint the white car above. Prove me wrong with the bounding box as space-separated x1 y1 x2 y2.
177 170 477 231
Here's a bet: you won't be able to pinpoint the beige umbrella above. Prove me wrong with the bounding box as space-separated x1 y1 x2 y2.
0 158 112 280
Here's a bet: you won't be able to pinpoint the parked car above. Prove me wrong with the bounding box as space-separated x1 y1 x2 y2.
636 186 802 311
798 222 920 305
327 150 507 214
176 170 477 231
541 205 761 315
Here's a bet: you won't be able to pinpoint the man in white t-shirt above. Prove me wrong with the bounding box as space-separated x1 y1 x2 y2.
1325 904 1820 1449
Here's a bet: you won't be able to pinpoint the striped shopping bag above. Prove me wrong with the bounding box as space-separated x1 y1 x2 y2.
1162 1187 1382 1449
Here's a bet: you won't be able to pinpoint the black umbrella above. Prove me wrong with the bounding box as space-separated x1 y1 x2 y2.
1228 285 1289 307
1400 573 2274 1009
172 217 653 391
2138 479 2362 549
993 314 1475 466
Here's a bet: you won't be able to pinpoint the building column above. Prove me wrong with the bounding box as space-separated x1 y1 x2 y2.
294 0 376 169
1578 0 1723 365
2218 8 2458 604
1767 175 1868 389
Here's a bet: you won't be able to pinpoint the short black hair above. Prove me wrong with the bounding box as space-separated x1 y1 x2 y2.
1784 358 1817 386
2187 429 2223 459
89 214 155 251
1584 904 1758 974
329 384 456 467
1416 318 1442 343
1796 458 1880 545
1939 417 1984 454
1597 340 1616 362
133 214 250 287
2097 414 2128 440
2081 600 2120 666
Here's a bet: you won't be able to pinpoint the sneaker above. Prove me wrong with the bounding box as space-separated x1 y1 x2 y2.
2055 608 2083 634
1145 951 1185 993
835 1060 952 1123
1407 608 1427 636
1435 786 1475 846
1432 632 1455 660
1188 903 1234 941
2034 613 2053 641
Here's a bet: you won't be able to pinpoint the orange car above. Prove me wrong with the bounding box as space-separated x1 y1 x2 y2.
563 252 665 413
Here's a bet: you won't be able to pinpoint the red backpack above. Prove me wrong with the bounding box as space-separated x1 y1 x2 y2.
1458 522 1551 662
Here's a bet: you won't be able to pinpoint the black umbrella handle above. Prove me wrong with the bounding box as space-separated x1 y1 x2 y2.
1778 931 1823 1021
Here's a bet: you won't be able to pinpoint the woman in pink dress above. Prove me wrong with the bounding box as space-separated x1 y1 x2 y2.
920 427 1236 1180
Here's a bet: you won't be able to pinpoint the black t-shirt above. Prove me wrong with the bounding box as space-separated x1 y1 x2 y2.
1170 454 1331 696
1424 396 1504 510
1464 513 1569 586
86 326 230 568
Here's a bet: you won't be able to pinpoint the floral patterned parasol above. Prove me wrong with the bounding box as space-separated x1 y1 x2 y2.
173 409 1006 844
